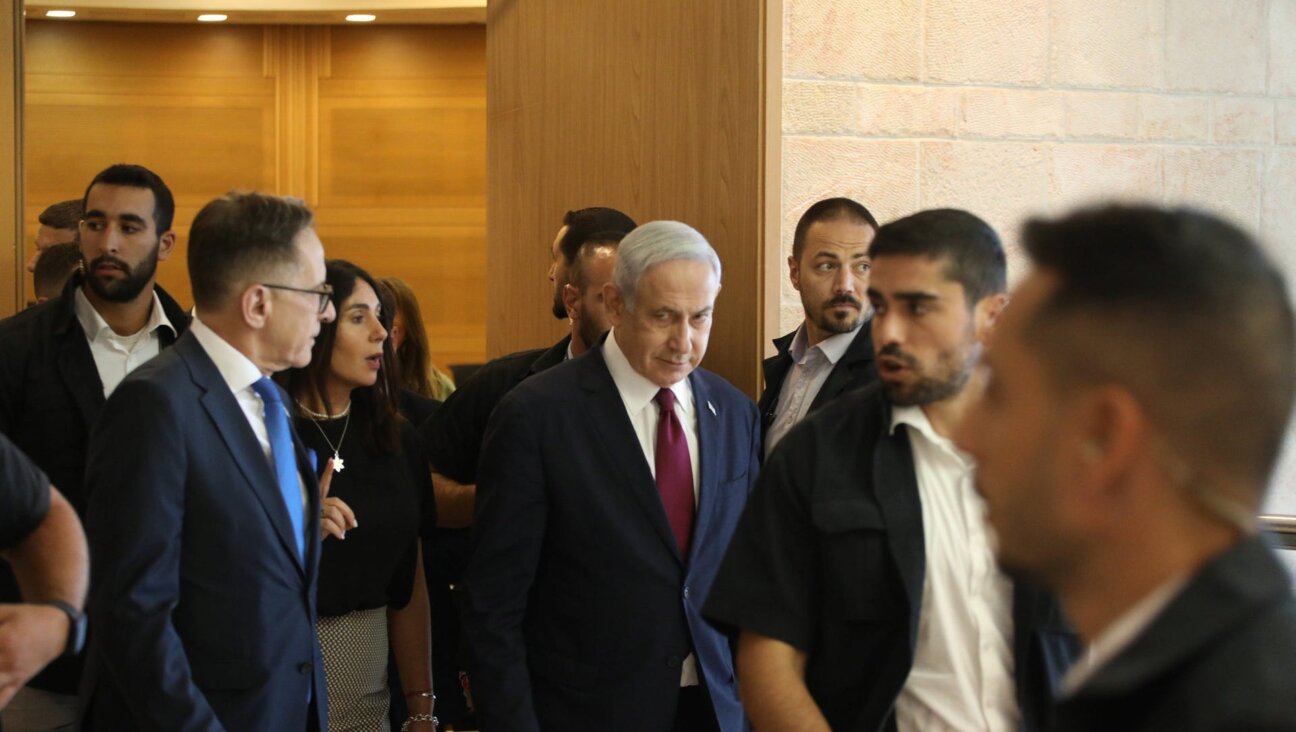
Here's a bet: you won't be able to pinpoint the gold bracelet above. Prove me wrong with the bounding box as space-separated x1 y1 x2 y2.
400 713 438 731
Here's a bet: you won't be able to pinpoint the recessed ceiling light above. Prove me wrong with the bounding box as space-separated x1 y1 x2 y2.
45 10 77 18
345 14 376 22
197 14 228 22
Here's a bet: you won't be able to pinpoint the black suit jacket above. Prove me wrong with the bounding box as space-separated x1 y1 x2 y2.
757 324 877 447
462 345 761 732
705 383 1077 731
81 331 327 731
1055 536 1296 732
0 275 190 694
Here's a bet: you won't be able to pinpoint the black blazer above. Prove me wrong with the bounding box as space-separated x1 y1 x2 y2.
757 323 877 446
0 275 189 694
1055 536 1296 732
462 345 761 732
81 331 327 731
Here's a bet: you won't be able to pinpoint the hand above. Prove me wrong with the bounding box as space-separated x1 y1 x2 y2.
0 603 68 709
320 459 358 541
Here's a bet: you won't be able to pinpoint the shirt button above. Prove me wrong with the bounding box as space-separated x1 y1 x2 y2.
298 662 311 675
666 656 681 669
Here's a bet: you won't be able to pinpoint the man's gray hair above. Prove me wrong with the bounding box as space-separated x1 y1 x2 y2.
613 221 722 311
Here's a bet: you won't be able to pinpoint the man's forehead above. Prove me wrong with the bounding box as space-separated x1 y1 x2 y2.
868 254 959 291
84 184 155 214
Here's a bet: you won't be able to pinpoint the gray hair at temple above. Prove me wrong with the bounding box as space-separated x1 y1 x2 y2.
612 221 722 311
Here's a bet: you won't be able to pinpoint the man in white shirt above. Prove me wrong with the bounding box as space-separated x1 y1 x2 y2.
760 197 879 457
0 164 190 730
463 221 761 732
705 209 1077 731
81 191 335 730
955 204 1296 731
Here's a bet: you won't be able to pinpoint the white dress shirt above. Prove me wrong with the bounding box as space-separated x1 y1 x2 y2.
73 287 175 397
764 324 859 457
601 329 701 685
892 406 1018 732
1060 574 1188 697
189 316 310 523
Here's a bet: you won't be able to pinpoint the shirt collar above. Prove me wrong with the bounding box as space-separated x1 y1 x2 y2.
189 315 265 395
890 404 973 466
603 328 694 417
73 286 176 343
788 322 860 366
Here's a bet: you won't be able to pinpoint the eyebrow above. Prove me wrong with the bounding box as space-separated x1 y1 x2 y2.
83 210 148 226
345 303 373 312
867 287 940 303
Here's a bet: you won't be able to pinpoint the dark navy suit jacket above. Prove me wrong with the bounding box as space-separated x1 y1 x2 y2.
81 331 327 731
462 344 760 732
757 323 877 451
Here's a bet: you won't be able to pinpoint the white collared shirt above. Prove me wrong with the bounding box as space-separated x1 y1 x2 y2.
892 405 1018 732
601 329 701 686
73 287 175 397
764 323 859 457
189 316 310 523
1060 575 1188 697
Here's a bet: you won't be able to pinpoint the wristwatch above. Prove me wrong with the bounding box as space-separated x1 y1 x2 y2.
43 600 87 657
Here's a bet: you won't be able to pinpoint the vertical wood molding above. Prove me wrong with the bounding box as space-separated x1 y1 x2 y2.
0 0 21 316
761 0 783 361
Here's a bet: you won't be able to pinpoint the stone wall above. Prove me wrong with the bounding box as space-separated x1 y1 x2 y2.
778 0 1296 505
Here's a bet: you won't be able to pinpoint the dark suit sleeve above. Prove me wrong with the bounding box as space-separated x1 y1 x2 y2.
460 391 548 732
703 427 820 651
420 370 495 485
84 377 224 731
0 320 27 437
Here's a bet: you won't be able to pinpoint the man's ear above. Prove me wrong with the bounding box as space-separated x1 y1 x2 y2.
242 284 272 329
975 293 1009 344
157 230 178 262
1070 385 1148 519
603 282 625 326
562 282 581 321
788 254 801 292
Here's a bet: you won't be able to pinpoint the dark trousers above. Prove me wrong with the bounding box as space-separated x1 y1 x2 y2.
673 685 720 732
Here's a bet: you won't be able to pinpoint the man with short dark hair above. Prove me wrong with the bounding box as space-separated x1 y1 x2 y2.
464 221 760 731
0 164 189 728
561 231 623 353
548 207 637 319
27 199 82 273
81 191 335 730
705 209 1076 731
760 197 880 456
30 242 81 306
954 205 1296 731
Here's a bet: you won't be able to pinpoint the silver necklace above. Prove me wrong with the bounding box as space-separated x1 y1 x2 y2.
297 401 351 472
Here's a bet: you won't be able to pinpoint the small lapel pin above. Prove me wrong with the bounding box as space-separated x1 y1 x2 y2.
707 401 717 416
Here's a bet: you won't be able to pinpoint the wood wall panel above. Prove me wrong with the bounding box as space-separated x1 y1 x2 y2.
0 0 21 313
22 20 487 369
487 0 769 396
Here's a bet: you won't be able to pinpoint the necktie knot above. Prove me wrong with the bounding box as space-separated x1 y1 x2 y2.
252 377 282 405
655 387 676 412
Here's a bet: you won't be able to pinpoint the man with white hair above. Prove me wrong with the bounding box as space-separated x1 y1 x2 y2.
463 221 761 732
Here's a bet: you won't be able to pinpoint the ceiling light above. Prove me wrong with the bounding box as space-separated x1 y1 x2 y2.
45 10 77 18
345 14 376 22
197 14 228 22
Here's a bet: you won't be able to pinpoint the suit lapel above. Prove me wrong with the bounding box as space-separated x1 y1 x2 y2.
687 371 719 568
808 323 875 412
181 335 306 577
872 418 926 647
55 329 107 428
579 350 684 563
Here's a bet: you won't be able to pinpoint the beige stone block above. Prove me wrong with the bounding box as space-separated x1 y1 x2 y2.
1138 95 1211 142
1051 0 1164 88
782 137 919 226
1270 1 1296 96
924 0 1049 84
856 85 959 137
1261 151 1296 278
1277 101 1296 145
1163 148 1261 228
1051 145 1162 211
919 141 1053 272
783 80 856 134
1065 92 1140 140
960 88 1065 139
778 299 804 338
784 0 922 80
1166 0 1266 94
1214 98 1274 145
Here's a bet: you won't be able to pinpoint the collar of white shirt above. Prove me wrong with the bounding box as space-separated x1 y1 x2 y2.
602 328 694 420
1060 573 1189 697
889 404 972 464
188 315 265 395
73 286 176 343
788 322 859 366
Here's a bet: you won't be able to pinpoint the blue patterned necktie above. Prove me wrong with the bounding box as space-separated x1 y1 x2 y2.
251 377 306 565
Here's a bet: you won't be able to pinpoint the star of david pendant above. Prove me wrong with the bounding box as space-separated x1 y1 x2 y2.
332 453 345 473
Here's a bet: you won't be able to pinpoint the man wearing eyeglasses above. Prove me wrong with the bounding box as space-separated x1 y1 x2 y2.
0 164 190 730
80 191 335 731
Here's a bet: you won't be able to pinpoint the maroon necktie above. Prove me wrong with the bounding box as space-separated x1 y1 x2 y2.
655 388 695 558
